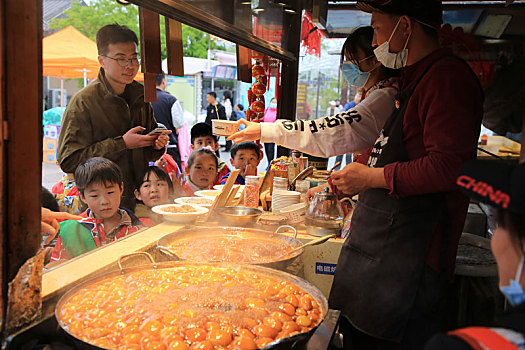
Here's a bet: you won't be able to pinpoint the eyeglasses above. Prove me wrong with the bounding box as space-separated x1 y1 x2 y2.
102 55 140 67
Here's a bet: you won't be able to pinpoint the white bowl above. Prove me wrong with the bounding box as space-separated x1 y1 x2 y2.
212 120 240 137
194 190 222 198
174 196 214 208
152 204 208 224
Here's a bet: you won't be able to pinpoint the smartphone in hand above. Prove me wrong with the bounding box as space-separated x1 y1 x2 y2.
147 128 170 136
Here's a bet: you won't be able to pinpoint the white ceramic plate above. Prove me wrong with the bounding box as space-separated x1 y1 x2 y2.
152 204 208 223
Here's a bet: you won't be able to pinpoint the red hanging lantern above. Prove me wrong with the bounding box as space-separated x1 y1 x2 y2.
251 100 265 113
252 65 265 78
252 82 266 95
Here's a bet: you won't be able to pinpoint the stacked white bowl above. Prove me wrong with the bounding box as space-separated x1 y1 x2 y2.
272 190 301 213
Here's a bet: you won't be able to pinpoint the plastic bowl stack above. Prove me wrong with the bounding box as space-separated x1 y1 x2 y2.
272 190 301 213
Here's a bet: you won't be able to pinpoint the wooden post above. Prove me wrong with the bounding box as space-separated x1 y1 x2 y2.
165 17 184 77
139 7 162 102
236 45 252 83
0 0 43 330
276 11 302 158
0 0 6 332
520 110 525 163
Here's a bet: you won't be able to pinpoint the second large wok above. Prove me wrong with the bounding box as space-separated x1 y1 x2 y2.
157 226 310 270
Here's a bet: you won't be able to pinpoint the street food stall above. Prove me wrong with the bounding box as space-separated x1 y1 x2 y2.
1 0 525 349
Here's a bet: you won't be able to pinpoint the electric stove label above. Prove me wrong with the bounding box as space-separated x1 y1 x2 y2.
315 262 336 275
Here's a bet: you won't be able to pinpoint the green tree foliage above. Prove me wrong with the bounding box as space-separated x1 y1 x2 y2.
50 0 229 59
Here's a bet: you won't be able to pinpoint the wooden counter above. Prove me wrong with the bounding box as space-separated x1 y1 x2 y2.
477 135 521 161
41 222 344 318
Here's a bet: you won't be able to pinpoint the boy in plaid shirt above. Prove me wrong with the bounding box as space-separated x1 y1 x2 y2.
49 157 152 264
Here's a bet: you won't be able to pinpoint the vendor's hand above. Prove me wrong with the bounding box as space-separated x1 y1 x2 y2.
123 126 157 149
154 133 170 150
306 183 329 201
227 120 261 143
41 208 82 244
331 162 387 196
171 172 186 198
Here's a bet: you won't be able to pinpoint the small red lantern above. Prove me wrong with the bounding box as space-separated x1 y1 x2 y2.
251 100 265 113
252 64 265 78
252 82 266 95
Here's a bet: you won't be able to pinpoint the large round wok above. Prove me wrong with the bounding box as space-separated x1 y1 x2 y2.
157 225 333 271
55 252 329 350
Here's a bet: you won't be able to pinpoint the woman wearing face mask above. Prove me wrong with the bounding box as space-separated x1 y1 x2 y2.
423 160 525 350
228 26 399 158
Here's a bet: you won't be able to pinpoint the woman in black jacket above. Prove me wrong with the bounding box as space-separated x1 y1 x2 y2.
425 160 525 350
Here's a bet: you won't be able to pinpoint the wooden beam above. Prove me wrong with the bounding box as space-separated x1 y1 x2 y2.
129 0 296 62
276 10 302 158
3 0 42 286
165 17 184 77
139 7 162 102
144 72 157 103
236 45 252 83
521 111 525 163
0 0 6 332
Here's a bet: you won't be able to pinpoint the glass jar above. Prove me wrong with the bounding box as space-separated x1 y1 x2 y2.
244 175 260 208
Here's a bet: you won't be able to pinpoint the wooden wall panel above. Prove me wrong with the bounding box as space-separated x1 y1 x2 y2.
139 7 162 102
0 0 44 331
165 18 184 77
0 0 6 332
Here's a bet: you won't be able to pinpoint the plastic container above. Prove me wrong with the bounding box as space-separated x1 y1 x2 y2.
244 175 260 208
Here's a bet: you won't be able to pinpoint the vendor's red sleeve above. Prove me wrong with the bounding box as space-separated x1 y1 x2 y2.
383 59 483 199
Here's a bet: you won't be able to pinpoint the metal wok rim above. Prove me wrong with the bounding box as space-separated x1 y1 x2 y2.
55 261 328 350
156 226 306 264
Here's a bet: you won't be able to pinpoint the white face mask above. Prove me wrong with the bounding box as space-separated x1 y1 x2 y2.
373 18 411 69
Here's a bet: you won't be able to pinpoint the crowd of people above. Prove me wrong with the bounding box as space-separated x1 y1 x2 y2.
42 24 263 267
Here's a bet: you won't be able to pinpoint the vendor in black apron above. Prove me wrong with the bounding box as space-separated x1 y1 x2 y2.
323 1 484 349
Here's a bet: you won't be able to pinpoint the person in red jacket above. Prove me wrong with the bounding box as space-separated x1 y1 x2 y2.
309 1 484 349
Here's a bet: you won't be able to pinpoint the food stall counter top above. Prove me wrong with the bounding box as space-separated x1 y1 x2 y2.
477 135 521 160
41 221 346 318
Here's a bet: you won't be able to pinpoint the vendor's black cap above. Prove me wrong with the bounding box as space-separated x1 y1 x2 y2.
356 0 443 29
457 160 525 219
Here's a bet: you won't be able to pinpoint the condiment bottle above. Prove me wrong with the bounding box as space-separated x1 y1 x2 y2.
244 175 260 208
